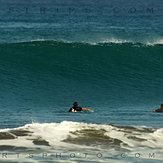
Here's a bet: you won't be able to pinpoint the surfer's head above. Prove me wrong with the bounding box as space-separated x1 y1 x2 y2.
73 102 78 107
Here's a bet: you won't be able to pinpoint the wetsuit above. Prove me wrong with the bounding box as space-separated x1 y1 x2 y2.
69 106 82 112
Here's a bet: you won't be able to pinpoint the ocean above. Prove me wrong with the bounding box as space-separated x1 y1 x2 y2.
0 0 163 163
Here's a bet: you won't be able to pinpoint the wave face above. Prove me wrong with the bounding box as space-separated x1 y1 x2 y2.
0 121 163 163
0 41 163 129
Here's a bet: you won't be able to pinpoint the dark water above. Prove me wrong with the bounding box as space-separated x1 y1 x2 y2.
0 0 163 44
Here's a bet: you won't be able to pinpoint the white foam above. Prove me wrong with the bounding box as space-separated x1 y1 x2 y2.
98 38 130 44
0 121 163 150
91 37 163 45
146 39 163 46
1 121 163 163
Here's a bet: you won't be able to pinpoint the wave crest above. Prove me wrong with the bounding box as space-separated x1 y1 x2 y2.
2 37 163 46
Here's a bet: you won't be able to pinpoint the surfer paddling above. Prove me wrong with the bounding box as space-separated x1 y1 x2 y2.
69 102 91 112
153 104 163 112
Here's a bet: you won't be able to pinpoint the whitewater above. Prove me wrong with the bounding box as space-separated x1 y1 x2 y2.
0 121 163 163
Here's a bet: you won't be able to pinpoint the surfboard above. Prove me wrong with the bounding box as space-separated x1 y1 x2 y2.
71 108 94 113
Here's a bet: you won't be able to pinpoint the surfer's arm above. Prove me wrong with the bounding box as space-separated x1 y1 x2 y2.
69 108 73 112
82 108 91 111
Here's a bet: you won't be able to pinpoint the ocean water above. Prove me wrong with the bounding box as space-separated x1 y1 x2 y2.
0 0 163 163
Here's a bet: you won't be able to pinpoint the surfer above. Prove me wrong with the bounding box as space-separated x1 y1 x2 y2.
69 102 90 112
153 104 163 112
